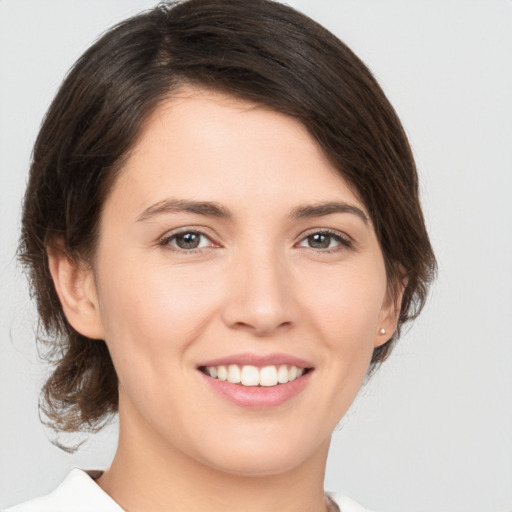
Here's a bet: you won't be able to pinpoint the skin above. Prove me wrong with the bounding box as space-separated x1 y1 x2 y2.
50 88 400 512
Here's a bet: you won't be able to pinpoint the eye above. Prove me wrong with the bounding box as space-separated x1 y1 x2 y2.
298 230 350 251
161 230 214 251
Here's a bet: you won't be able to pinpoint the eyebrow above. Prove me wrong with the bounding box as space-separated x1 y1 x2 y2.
290 202 368 224
136 199 231 222
136 198 368 224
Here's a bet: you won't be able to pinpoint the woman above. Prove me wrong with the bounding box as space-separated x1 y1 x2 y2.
6 0 436 510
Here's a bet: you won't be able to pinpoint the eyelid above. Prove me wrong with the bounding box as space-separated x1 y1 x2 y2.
296 228 354 251
158 226 220 252
156 226 354 253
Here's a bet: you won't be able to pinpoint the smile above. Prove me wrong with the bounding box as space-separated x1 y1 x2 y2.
200 364 308 387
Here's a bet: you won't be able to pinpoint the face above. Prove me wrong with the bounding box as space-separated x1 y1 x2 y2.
75 88 397 476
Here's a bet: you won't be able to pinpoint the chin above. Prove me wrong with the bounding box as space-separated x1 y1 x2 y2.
193 428 330 478
207 451 312 477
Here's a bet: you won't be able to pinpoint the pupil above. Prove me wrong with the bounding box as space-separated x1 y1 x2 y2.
177 232 200 249
309 233 330 248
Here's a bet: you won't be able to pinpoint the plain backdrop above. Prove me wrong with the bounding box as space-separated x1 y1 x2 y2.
1 1 511 511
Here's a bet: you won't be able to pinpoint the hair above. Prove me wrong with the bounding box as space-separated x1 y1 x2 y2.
19 0 436 439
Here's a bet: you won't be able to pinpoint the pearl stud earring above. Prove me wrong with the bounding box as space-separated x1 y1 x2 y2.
379 328 386 335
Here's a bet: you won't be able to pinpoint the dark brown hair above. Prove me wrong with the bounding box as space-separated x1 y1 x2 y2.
19 0 436 438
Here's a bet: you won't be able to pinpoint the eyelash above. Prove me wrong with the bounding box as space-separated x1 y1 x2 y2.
297 229 353 253
158 229 217 254
158 228 353 254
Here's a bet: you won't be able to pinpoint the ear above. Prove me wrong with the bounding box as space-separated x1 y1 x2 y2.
374 277 405 348
47 243 105 340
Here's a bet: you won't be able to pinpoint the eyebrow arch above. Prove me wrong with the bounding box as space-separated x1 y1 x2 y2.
136 199 231 222
290 202 368 224
136 198 368 224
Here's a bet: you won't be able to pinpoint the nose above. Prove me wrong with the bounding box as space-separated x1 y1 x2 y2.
221 247 297 337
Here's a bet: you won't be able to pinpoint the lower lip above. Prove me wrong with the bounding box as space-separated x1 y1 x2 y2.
199 371 312 408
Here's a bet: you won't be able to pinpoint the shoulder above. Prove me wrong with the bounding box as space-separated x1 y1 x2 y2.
4 476 374 512
3 469 123 512
328 492 378 512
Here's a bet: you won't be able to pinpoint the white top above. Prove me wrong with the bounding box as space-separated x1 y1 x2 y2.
3 469 375 512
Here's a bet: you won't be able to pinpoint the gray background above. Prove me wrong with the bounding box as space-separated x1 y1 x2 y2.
1 1 511 510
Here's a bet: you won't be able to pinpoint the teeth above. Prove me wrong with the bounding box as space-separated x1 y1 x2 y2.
217 365 228 381
260 366 277 386
204 364 307 387
241 365 260 386
227 364 241 384
277 365 289 384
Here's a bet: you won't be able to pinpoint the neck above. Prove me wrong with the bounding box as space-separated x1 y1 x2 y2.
97 408 331 512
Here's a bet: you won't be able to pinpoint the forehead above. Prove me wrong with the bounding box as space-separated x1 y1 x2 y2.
108 87 365 219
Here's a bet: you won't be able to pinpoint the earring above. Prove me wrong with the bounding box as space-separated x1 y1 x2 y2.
379 328 386 335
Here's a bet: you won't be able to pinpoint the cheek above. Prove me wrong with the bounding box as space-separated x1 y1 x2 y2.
94 258 222 367
302 260 387 340
300 259 387 402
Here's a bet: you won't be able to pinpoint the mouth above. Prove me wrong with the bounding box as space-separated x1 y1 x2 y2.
197 355 314 407
199 364 312 387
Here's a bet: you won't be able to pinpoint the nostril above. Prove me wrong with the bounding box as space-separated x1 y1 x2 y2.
231 319 293 337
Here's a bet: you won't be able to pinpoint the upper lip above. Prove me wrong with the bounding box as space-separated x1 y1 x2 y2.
198 353 314 369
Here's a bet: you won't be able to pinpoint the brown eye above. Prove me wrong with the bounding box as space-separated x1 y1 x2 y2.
298 231 349 251
166 231 211 250
307 233 332 249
